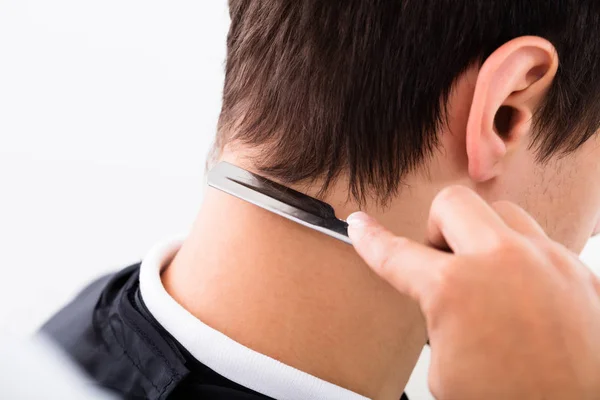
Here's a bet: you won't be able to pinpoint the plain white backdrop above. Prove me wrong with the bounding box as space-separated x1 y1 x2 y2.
1 1 599 399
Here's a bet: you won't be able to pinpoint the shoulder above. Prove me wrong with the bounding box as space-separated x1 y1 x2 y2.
41 263 141 348
39 264 185 398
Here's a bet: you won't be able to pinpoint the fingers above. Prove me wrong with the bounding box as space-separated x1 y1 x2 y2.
491 201 548 239
346 188 551 303
427 186 511 254
347 211 451 302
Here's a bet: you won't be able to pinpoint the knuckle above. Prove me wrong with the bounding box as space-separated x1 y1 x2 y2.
391 236 412 252
377 251 395 277
489 232 524 254
489 237 536 270
377 237 408 275
525 236 561 263
530 236 557 255
538 240 580 275
493 236 563 274
498 234 521 250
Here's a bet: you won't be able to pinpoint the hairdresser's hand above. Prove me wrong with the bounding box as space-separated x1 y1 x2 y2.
347 186 600 400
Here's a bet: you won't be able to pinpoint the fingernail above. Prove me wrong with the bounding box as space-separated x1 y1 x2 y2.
346 212 372 242
346 211 371 227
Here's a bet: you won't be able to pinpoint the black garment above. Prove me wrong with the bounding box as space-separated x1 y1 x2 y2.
41 264 410 400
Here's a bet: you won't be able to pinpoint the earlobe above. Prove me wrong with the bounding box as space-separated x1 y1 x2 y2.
466 36 558 182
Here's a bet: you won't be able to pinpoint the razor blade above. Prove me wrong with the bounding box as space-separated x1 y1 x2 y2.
207 162 351 244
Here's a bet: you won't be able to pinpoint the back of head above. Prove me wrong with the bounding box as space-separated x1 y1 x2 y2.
215 1 600 204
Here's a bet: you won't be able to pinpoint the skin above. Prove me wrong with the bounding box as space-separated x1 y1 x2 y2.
162 36 600 400
347 189 600 399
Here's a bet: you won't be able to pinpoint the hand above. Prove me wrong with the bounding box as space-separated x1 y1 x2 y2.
347 186 600 400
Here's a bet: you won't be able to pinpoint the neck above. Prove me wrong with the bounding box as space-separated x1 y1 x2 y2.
163 186 427 400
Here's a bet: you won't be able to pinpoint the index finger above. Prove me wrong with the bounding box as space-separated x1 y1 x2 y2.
347 211 451 303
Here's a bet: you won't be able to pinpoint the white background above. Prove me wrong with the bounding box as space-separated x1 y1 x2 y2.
1 1 599 399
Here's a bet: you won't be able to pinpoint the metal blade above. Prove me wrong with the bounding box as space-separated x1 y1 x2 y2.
207 162 351 244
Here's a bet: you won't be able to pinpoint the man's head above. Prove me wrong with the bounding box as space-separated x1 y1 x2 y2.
214 1 600 253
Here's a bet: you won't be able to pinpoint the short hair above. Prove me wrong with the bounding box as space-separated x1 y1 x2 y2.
215 1 600 204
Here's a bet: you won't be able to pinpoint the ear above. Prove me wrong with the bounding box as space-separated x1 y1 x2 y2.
466 36 558 182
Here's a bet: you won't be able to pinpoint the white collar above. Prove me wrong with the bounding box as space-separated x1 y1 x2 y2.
139 238 369 400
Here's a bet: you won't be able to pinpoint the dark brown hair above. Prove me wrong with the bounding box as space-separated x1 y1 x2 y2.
215 1 600 203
